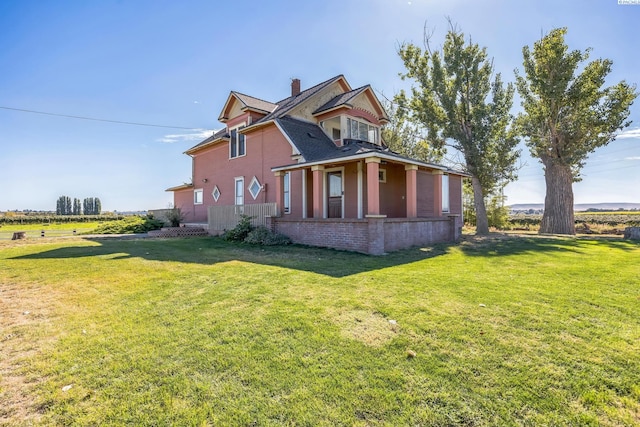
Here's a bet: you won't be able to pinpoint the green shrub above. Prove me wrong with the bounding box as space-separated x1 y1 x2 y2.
164 208 183 227
244 226 291 246
222 215 254 242
90 216 164 234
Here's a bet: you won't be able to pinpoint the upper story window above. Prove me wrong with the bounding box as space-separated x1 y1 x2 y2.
346 117 379 144
229 126 246 158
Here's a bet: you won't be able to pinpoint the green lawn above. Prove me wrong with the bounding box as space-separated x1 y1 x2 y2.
1 236 638 426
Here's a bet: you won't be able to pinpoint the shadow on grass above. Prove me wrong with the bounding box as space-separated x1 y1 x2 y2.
10 236 453 278
458 233 638 257
10 234 638 278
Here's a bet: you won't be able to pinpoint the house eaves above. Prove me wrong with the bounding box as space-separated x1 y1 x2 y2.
272 150 467 176
165 183 194 192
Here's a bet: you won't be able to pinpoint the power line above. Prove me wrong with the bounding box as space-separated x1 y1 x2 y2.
0 106 201 130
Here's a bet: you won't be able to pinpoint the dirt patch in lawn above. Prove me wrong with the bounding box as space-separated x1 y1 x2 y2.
333 309 399 348
0 281 60 424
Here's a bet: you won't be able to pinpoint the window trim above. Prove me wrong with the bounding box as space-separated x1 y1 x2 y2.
248 176 261 200
212 185 221 202
229 125 246 159
442 174 450 213
283 172 291 214
234 177 244 206
346 117 379 145
378 169 387 183
194 188 204 205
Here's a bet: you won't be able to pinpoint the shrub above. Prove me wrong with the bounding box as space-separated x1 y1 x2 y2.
91 216 164 234
164 208 183 227
221 215 254 242
244 226 291 246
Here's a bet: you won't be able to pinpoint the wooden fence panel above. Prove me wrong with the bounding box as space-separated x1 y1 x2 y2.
208 203 277 231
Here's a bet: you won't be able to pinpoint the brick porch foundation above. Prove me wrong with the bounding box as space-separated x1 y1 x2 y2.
269 216 461 255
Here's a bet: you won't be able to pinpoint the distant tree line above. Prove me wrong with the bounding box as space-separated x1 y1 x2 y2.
56 196 102 215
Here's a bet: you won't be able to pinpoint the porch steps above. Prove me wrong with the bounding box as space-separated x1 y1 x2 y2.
148 227 209 238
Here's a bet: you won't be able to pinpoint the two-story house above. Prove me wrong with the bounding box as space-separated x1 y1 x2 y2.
166 74 467 254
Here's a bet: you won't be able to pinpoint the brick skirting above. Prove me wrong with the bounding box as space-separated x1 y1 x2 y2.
270 216 461 255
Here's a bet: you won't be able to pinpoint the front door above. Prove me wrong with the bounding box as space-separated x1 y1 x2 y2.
327 171 342 218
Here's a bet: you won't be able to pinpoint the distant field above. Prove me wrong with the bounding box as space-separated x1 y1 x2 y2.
0 222 100 240
508 211 640 233
1 236 638 425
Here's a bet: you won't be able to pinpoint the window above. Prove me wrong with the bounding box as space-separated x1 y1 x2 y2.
234 177 244 206
212 186 221 202
248 176 261 200
442 174 450 213
378 169 387 183
230 126 246 158
194 189 203 205
283 172 291 214
346 118 379 144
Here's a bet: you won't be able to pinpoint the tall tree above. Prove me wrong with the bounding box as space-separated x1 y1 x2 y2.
64 196 72 215
73 198 81 215
94 198 101 215
397 24 520 234
515 28 637 234
380 98 444 164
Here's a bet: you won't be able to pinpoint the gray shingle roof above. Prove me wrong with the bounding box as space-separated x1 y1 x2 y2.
312 85 369 115
275 116 338 162
275 116 396 164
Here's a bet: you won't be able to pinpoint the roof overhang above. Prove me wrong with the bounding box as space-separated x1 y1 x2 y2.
271 151 468 176
165 183 194 192
184 137 228 155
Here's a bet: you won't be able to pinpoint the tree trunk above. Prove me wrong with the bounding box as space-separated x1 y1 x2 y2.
540 162 575 235
471 176 490 235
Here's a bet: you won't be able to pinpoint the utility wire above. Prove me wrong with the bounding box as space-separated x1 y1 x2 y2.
0 106 201 130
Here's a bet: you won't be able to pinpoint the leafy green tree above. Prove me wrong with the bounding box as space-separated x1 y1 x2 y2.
95 198 101 215
515 28 637 235
380 98 444 163
397 24 520 234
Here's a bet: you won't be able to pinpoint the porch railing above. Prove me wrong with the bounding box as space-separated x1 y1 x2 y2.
208 203 277 231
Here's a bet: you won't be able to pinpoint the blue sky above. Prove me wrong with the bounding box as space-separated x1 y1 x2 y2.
1 0 638 212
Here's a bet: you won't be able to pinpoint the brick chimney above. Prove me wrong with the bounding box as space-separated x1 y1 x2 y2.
291 78 301 96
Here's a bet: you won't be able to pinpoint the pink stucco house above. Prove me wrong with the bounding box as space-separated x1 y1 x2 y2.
167 75 467 254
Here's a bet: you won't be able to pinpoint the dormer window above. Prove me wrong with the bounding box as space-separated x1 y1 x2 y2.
229 126 246 158
346 118 379 144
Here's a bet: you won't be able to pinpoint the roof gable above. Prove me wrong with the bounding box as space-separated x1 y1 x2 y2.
314 85 389 122
255 75 351 125
218 91 277 122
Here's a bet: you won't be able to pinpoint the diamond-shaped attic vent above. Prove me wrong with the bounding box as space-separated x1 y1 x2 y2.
248 177 261 200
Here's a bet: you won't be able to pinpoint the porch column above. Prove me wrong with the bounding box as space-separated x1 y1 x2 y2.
405 165 418 218
311 165 324 218
365 158 381 216
432 170 443 216
274 171 283 216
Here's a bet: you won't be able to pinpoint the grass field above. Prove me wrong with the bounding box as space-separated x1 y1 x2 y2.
0 223 101 240
1 236 639 426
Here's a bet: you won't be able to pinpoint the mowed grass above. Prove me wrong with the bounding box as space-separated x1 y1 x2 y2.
0 236 639 426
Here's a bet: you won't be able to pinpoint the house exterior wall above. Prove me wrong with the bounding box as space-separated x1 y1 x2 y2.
417 171 435 217
449 175 463 215
181 124 304 222
379 163 406 218
173 188 198 222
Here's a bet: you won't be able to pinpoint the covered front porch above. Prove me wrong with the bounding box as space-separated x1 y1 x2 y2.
271 150 457 221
